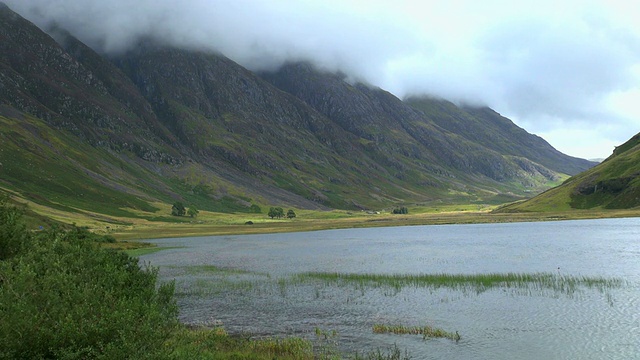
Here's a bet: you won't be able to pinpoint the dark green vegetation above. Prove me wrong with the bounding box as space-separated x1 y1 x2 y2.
268 206 285 219
172 202 187 216
0 3 596 228
392 206 409 214
0 199 178 359
498 131 640 212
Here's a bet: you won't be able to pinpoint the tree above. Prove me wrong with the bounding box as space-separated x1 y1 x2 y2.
249 204 262 213
392 206 408 214
171 201 186 216
187 206 199 218
268 207 285 219
286 209 296 219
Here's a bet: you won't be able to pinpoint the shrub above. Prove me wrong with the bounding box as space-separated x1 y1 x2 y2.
0 197 31 260
0 202 178 359
171 201 186 216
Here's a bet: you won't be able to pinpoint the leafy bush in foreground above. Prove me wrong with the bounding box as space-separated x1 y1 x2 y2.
0 200 178 359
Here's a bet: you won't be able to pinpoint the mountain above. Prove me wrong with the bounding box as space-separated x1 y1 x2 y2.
260 63 591 186
496 133 640 212
406 98 593 176
0 3 595 217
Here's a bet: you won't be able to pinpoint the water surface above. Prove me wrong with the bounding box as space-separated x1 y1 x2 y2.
142 218 640 359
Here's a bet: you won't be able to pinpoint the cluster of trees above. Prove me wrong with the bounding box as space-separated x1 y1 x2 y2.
268 207 296 219
0 199 178 359
171 202 199 217
392 206 409 214
170 201 296 220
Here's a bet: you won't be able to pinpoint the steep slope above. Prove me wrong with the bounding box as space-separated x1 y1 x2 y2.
406 97 594 175
497 133 640 212
0 5 179 162
112 45 430 208
0 4 178 215
261 63 589 187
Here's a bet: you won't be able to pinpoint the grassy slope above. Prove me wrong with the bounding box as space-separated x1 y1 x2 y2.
497 132 640 212
0 113 267 222
0 114 157 216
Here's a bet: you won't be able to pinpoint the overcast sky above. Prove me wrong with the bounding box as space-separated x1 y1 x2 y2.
7 0 640 159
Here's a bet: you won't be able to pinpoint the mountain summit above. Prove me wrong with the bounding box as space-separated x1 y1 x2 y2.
0 3 595 216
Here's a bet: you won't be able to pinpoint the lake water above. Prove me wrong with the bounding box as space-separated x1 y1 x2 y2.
141 218 640 359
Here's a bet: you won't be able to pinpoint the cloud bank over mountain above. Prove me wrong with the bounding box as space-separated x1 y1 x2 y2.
7 0 640 158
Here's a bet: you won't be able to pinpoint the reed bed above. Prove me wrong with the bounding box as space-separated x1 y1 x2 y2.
373 324 461 341
294 272 623 296
184 264 269 276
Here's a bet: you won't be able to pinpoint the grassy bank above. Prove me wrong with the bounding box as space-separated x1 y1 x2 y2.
107 207 640 241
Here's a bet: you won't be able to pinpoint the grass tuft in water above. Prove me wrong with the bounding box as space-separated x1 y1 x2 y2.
294 272 623 296
373 324 460 341
351 343 412 360
185 264 261 276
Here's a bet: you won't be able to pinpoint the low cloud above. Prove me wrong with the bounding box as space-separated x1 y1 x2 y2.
6 0 640 158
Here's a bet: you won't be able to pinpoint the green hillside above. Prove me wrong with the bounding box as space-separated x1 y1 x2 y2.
0 109 264 218
496 132 640 212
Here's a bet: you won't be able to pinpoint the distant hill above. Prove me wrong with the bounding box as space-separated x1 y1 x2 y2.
0 3 596 217
496 133 640 212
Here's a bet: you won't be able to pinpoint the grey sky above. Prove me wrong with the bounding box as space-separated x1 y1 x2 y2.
7 0 640 159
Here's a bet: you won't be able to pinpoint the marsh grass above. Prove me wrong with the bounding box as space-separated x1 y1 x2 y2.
177 269 624 300
123 245 181 257
373 324 460 341
184 264 269 277
174 278 257 297
293 272 623 296
166 326 317 359
351 344 411 360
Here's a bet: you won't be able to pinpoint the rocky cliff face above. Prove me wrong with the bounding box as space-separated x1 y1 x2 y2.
0 5 181 164
0 3 596 213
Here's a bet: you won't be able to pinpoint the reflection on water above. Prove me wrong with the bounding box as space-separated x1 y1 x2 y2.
142 218 640 359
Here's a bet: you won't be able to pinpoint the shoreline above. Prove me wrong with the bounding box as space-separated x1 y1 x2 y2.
110 207 640 245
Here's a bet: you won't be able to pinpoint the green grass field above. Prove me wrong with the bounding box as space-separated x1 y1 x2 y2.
5 186 640 249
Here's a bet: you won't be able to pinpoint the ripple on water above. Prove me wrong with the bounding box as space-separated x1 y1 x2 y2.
141 219 640 359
